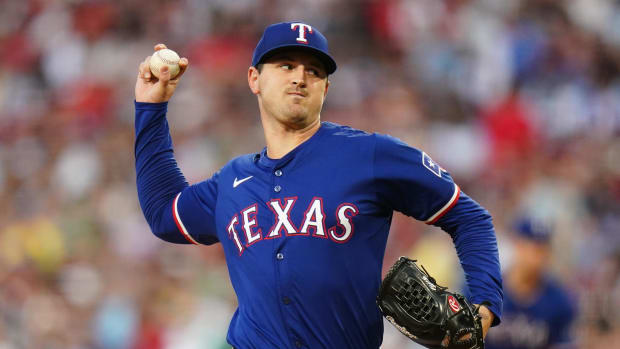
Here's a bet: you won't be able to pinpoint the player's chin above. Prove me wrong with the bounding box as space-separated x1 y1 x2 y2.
285 114 309 126
281 109 311 127
284 105 308 118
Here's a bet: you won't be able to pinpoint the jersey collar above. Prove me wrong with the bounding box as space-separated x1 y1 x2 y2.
255 122 330 170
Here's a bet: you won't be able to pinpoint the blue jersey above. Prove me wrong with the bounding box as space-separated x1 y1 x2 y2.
485 276 576 349
134 101 503 349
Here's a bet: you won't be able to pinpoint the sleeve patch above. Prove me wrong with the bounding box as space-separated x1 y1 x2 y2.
422 152 444 177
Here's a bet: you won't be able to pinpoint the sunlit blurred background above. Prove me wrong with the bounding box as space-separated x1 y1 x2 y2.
1 0 619 348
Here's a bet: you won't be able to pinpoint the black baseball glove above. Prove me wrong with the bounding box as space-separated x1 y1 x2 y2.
377 257 484 349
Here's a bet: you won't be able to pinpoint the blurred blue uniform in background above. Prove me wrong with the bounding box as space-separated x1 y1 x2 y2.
485 218 577 349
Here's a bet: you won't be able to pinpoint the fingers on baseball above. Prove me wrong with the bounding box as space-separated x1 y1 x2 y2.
172 57 189 80
154 43 167 51
139 56 152 81
156 65 172 85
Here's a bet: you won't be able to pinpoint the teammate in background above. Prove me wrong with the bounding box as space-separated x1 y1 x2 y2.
133 22 503 348
485 218 577 349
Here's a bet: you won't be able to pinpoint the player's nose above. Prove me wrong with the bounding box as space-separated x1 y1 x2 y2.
290 66 307 86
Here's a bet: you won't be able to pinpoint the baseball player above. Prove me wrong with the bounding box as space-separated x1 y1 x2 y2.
134 22 503 348
485 218 577 349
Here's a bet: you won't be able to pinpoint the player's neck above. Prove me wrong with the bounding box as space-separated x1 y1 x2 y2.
262 116 322 159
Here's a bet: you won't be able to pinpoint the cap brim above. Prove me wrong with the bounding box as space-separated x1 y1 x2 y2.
255 44 337 75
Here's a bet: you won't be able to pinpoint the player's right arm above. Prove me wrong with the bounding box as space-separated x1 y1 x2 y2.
134 44 219 245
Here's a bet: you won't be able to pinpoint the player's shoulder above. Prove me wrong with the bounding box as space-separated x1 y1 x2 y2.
322 122 432 161
370 131 452 179
372 131 427 159
373 131 418 150
222 153 257 171
189 154 255 187
321 122 418 150
321 121 373 140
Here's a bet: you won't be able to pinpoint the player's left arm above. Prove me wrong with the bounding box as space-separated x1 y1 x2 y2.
373 133 503 334
432 191 503 331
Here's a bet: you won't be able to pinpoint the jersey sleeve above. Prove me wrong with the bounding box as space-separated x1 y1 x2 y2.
171 173 220 245
134 101 218 245
373 133 459 222
441 192 503 326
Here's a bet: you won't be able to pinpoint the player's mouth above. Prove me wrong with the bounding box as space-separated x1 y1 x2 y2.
286 90 307 97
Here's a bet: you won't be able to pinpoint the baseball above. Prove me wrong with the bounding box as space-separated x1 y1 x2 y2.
149 48 181 79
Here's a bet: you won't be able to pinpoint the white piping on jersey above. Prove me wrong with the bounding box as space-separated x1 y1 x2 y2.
173 192 199 245
425 184 460 224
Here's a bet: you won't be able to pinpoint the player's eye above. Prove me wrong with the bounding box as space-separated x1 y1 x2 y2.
308 68 318 76
280 63 293 70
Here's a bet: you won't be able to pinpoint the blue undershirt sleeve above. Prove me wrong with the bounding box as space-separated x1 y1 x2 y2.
134 101 218 245
434 191 503 326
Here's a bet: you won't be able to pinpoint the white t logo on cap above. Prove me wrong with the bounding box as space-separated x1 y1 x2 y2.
291 23 313 43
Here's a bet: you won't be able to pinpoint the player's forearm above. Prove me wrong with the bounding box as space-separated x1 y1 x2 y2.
134 101 191 242
434 191 503 325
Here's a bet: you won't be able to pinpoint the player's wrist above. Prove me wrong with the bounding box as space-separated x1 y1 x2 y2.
135 91 171 103
475 304 494 338
134 100 169 109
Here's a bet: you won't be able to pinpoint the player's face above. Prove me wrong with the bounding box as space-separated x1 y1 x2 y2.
249 50 329 129
514 239 550 274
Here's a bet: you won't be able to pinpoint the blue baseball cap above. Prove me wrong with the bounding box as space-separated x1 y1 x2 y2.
252 22 337 75
513 217 553 244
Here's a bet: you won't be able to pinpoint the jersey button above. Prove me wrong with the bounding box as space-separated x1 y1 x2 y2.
295 340 303 348
275 169 283 177
282 297 291 305
274 185 281 192
276 253 284 260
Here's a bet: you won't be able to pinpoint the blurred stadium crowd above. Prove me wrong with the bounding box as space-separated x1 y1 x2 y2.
1 0 620 348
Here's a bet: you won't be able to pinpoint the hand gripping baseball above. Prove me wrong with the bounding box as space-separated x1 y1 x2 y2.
135 44 189 103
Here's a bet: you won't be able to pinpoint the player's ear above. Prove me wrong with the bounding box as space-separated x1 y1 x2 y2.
248 66 260 95
323 79 330 98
